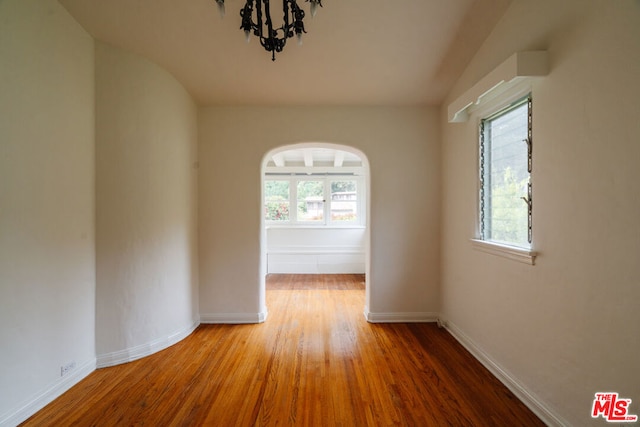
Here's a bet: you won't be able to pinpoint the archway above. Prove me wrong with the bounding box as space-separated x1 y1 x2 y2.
259 143 371 319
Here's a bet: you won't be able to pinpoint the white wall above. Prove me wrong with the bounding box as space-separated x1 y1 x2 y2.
441 1 640 425
267 227 366 274
0 0 96 424
95 42 199 365
199 107 440 323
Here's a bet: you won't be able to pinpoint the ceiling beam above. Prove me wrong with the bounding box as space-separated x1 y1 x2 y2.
304 150 314 168
272 153 285 167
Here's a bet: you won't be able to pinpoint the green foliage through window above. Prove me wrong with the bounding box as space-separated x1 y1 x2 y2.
331 180 357 222
297 180 324 222
488 167 529 245
265 180 290 221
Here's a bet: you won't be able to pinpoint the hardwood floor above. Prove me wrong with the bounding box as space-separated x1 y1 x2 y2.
22 274 543 426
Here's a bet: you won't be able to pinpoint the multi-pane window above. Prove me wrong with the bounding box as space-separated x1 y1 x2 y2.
479 95 532 248
264 176 362 225
264 180 290 221
297 180 324 222
330 180 358 223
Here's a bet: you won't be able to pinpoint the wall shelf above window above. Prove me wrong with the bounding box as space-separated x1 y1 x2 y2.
448 51 548 123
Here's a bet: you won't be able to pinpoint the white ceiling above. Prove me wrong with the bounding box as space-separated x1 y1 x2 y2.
59 0 510 107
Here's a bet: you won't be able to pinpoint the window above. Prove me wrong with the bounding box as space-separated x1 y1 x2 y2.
264 180 290 221
479 95 532 248
297 180 324 222
330 180 358 223
264 176 362 226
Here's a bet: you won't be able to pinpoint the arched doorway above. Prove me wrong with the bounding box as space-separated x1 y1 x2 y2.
259 143 371 318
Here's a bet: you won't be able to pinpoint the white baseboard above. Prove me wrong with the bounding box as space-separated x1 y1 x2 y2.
267 262 366 274
364 310 439 323
96 319 200 368
444 321 569 427
200 311 268 324
0 358 95 427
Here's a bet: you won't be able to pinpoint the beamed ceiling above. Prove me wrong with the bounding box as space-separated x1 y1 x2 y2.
59 0 511 107
266 147 363 170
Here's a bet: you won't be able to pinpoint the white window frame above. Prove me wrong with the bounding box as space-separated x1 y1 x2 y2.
470 83 537 265
295 177 326 224
479 94 532 246
264 177 292 223
264 174 365 227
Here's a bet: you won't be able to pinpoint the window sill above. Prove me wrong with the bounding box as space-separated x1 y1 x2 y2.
470 239 537 265
266 224 366 230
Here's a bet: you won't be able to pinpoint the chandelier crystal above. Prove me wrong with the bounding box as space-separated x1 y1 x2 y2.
216 0 322 61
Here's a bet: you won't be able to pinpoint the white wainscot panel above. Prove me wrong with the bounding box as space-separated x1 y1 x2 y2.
266 227 365 274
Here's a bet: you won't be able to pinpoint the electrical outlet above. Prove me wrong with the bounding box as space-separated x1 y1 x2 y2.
60 361 76 377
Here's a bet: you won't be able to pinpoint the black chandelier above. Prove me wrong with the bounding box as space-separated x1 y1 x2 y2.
215 0 322 61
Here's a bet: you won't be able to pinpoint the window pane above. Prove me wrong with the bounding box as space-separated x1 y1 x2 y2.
331 180 358 222
265 180 290 221
482 101 529 247
297 180 324 222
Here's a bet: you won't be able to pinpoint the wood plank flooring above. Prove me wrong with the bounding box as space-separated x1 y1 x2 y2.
22 274 543 426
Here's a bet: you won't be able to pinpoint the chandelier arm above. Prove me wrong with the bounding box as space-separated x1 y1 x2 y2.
261 0 277 59
264 0 273 39
282 0 290 36
290 1 306 37
256 0 264 38
240 0 255 41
